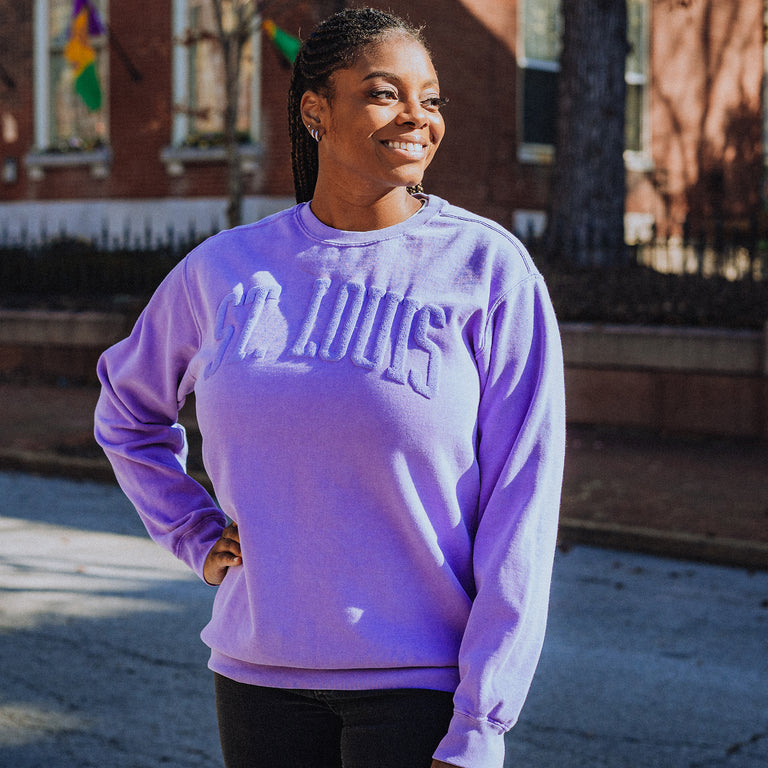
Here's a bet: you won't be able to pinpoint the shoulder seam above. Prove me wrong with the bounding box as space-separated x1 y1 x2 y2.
437 209 532 260
475 273 544 359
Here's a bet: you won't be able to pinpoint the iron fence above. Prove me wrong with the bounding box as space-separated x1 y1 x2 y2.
1 225 766 329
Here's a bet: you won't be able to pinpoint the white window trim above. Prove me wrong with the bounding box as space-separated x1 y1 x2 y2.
517 56 560 73
624 0 653 171
28 0 111 180
164 0 263 175
33 0 50 151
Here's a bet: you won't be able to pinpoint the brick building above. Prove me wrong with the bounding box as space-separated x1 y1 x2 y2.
0 0 765 244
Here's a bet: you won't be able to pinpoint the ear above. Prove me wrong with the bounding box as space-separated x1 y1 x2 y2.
300 90 327 128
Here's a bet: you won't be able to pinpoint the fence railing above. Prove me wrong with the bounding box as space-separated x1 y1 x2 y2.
1 226 766 329
633 237 766 283
0 225 215 310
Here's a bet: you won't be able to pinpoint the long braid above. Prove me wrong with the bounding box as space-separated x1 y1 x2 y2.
288 8 426 203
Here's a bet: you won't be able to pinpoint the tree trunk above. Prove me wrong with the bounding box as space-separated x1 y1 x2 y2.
543 0 628 266
223 32 244 229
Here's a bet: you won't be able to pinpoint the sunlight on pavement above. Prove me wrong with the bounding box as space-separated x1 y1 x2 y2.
0 705 87 747
0 515 196 630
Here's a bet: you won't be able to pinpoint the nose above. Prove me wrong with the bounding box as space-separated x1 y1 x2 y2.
396 96 429 128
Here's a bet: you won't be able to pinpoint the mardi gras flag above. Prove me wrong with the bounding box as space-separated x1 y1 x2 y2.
263 19 301 65
64 0 105 111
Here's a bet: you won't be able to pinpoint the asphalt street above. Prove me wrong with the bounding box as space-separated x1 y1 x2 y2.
0 470 766 768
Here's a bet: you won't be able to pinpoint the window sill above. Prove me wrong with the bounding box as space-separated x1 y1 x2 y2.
517 144 655 173
624 151 654 173
24 147 112 181
160 143 263 177
518 143 555 165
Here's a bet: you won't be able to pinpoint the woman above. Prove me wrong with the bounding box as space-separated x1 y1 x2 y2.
95 8 565 768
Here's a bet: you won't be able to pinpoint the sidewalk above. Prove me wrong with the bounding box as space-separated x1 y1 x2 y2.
3 471 766 767
1 382 766 569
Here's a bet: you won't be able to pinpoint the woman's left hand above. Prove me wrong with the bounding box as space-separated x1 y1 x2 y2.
203 521 242 585
431 761 460 768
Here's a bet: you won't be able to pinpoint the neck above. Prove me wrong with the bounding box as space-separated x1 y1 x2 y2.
309 179 422 231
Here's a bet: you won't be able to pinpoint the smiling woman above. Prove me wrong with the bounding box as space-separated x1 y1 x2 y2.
94 7 566 768
287 9 444 224
299 36 446 231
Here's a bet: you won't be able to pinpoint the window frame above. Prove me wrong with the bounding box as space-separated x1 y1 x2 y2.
28 0 111 179
625 0 652 171
162 0 262 175
517 0 561 164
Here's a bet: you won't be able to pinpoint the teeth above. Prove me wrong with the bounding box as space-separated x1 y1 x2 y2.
386 140 425 153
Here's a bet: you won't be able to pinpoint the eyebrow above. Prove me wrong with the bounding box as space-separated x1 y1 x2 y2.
361 70 439 88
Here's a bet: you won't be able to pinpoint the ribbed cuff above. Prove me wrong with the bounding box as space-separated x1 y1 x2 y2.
432 711 506 768
175 513 226 582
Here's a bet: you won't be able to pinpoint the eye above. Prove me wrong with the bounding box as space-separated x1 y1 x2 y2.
370 88 397 101
423 96 449 111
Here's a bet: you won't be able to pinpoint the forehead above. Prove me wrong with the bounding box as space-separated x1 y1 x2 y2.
342 31 438 84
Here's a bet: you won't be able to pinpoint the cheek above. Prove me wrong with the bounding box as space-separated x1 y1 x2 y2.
433 112 445 136
430 118 445 151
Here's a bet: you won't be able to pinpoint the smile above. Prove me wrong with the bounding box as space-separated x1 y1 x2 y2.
382 140 427 157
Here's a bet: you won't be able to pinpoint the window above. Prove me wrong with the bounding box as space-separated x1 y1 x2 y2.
170 0 261 149
518 0 561 160
33 0 109 152
518 0 650 165
625 0 650 162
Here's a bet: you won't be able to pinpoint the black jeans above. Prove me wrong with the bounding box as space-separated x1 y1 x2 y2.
214 673 455 768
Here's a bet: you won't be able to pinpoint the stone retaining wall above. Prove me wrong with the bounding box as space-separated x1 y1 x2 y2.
562 323 768 437
2 310 766 438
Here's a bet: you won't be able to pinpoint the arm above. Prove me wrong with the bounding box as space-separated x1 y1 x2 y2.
433 275 566 768
94 259 227 581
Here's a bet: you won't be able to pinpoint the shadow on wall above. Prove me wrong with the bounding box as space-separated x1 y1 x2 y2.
651 0 763 239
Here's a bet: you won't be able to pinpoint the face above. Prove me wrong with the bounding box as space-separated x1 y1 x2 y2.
303 32 446 197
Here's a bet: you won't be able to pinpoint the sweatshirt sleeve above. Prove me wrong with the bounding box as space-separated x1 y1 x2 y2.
433 272 566 768
94 259 226 581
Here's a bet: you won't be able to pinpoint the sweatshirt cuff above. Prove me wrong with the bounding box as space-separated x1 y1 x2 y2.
175 513 226 582
433 711 506 768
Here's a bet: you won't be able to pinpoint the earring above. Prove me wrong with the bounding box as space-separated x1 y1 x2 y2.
306 123 320 142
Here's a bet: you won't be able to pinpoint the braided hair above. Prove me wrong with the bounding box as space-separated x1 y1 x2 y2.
288 7 427 203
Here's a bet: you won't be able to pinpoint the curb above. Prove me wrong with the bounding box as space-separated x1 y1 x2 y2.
558 517 768 572
1 451 765 572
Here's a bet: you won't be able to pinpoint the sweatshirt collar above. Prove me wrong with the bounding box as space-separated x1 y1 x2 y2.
295 194 442 245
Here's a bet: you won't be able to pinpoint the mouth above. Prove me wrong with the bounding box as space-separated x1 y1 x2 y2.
381 140 428 159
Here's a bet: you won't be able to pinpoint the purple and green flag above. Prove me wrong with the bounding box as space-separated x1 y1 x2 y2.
64 0 105 111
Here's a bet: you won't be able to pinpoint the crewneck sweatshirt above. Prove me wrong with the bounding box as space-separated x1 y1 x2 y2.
95 195 566 768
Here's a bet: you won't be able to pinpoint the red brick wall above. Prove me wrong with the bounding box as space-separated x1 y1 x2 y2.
3 0 764 236
638 0 764 238
256 0 553 225
383 0 552 229
0 2 34 201
2 0 548 229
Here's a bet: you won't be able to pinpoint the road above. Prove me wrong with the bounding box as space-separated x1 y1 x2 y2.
0 471 766 768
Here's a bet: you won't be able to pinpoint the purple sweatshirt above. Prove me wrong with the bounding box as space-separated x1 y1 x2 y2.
94 195 565 767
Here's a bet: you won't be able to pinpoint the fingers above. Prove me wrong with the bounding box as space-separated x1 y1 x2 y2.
203 522 243 586
223 521 240 543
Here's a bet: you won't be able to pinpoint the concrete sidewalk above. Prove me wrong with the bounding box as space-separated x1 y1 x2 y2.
1 382 767 569
1 471 766 767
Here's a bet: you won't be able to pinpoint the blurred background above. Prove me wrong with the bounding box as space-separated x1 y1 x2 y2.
0 2 767 766
0 0 765 551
